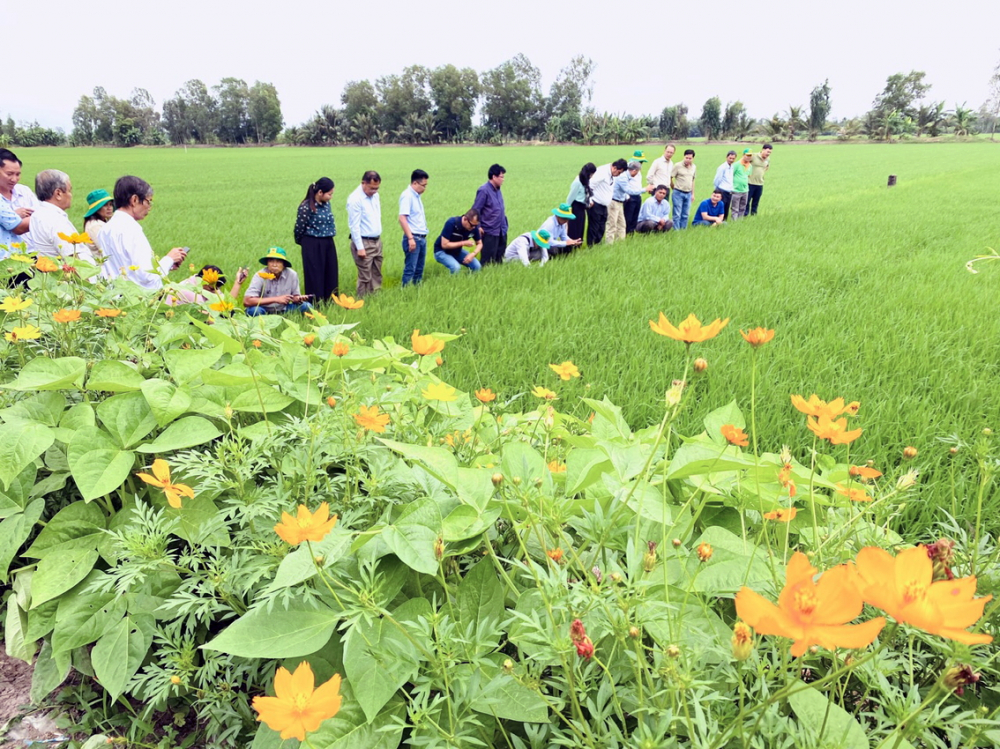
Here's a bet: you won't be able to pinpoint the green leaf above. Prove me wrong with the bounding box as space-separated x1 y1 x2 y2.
0 499 44 583
0 421 54 490
141 378 193 426
378 439 458 489
472 672 549 723
565 448 613 494
457 558 504 649
0 463 36 519
67 427 135 502
52 579 124 654
666 438 757 480
96 391 158 448
455 467 493 512
188 315 242 354
382 499 442 575
250 724 299 749
689 526 774 596
1 392 66 426
163 344 225 386
30 640 70 703
787 686 868 749
5 594 35 662
703 399 746 446
23 597 58 644
269 530 353 590
7 356 87 391
91 614 153 701
204 602 339 659
54 402 96 443
30 548 99 608
167 495 230 547
501 441 551 493
230 386 295 413
442 505 500 543
582 397 633 442
24 500 106 558
86 360 146 392
310 690 405 748
136 416 223 454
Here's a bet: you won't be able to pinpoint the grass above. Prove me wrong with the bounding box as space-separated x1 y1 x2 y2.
13 140 1000 527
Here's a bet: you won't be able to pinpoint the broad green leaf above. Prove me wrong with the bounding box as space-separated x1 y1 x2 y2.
136 416 223 454
86 360 145 392
188 315 242 354
141 378 193 426
1 391 66 426
0 463 36 519
24 500 106 558
166 495 230 547
204 602 339 658
787 686 868 749
472 672 549 723
455 467 493 512
457 558 504 650
5 595 35 662
501 441 550 493
0 421 54 490
378 439 458 489
703 399 746 446
667 438 757 480
54 402 96 443
0 499 44 582
23 597 58 644
310 690 405 749
442 505 500 543
566 448 613 494
30 548 99 608
53 585 125 654
230 386 295 413
269 529 353 590
163 344 225 386
382 499 442 575
67 427 135 502
583 397 633 443
604 443 649 483
6 356 87 391
96 391 158 448
30 640 70 703
91 614 153 701
250 724 299 749
689 526 774 596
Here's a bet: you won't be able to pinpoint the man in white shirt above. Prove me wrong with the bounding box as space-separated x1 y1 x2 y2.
713 151 737 220
347 170 383 298
398 169 428 287
539 204 580 257
587 161 625 247
0 149 38 252
646 144 675 199
97 176 187 290
30 170 97 264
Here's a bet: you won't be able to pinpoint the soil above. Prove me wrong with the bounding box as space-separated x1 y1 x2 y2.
0 649 64 748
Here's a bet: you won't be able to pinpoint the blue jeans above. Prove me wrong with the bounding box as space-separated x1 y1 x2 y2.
434 249 481 274
401 235 427 286
672 190 692 229
245 302 313 316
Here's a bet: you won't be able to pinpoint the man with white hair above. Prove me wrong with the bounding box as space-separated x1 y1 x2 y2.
30 170 97 263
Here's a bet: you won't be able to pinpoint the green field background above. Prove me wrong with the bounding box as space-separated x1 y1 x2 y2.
13 141 1000 524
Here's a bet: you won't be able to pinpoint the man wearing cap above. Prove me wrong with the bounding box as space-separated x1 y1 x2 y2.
693 189 726 227
670 150 697 230
83 188 114 256
433 208 483 274
586 160 622 246
747 144 772 216
347 170 383 297
540 203 580 257
713 151 737 220
646 144 675 199
607 160 650 244
503 229 551 266
730 150 753 221
636 186 673 233
243 247 312 315
624 150 647 235
398 169 428 286
29 170 97 264
471 164 507 265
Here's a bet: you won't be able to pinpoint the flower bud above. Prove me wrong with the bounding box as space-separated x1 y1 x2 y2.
591 566 603 584
779 445 792 464
643 542 657 572
949 446 959 456
896 469 919 491
326 396 337 408
696 542 713 563
666 644 680 658
665 383 684 408
983 428 993 436
693 357 708 373
943 664 981 695
609 572 622 583
512 476 522 486
170 675 182 685
492 473 504 486
502 658 514 673
434 537 445 559
672 538 682 548
252 339 262 348
314 555 324 564
628 626 640 639
436 356 443 366
731 622 753 661
546 548 563 563
303 334 315 346
534 477 543 488
224 405 234 420
903 446 918 460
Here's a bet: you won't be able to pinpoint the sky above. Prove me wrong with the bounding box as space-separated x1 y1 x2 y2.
7 0 999 133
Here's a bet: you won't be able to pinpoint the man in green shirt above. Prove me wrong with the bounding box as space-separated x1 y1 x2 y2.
730 150 753 221
747 144 772 216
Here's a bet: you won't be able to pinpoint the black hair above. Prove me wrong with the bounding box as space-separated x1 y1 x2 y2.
113 175 153 210
762 144 773 150
727 150 738 157
464 208 480 221
655 184 669 193
578 162 596 188
487 164 505 179
0 148 21 167
411 169 429 183
362 170 381 184
684 149 695 157
712 188 723 196
302 177 335 213
612 158 628 171
197 264 226 286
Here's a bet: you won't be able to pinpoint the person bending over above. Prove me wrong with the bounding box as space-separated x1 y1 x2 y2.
503 229 551 266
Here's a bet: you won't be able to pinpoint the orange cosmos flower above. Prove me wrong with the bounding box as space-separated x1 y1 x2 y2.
547 547 564 562
548 460 567 473
53 308 82 323
835 484 873 502
274 502 339 545
411 329 445 356
303 334 315 346
200 267 221 286
95 308 122 318
735 551 886 657
849 465 882 481
697 542 714 562
252 662 342 741
763 507 798 522
57 231 92 245
649 312 729 343
807 416 863 445
854 546 992 645
740 327 775 347
790 394 860 420
353 404 390 433
721 424 749 447
549 361 581 381
331 293 364 309
34 257 60 273
531 386 558 401
252 339 262 348
475 388 496 403
331 342 349 357
136 459 195 509
257 271 276 280
777 463 797 497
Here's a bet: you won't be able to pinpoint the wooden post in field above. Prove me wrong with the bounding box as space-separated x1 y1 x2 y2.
887 175 897 187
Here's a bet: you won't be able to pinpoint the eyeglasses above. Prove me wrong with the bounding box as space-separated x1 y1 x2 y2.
143 197 154 206
467 221 480 228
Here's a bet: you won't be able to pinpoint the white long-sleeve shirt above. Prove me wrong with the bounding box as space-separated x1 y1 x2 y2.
97 210 173 289
590 164 615 207
503 233 548 266
29 202 97 264
347 185 382 251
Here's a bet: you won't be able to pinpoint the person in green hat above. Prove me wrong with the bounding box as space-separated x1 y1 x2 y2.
83 188 114 255
625 152 648 235
539 203 581 258
243 247 313 316
503 229 551 266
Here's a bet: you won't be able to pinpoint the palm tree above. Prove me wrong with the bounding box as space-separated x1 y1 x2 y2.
915 102 946 137
784 106 805 141
950 104 975 137
837 119 862 141
350 113 378 145
757 114 786 141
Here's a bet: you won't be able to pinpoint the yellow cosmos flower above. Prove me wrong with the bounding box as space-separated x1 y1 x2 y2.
34 257 60 273
274 502 339 545
548 460 567 473
95 308 122 318
331 293 364 309
258 271 276 280
531 386 558 401
5 324 41 342
57 231 92 245
422 382 457 402
200 268 221 286
790 394 860 420
53 308 82 323
740 327 775 347
252 662 343 741
549 361 581 381
807 415 863 445
0 296 32 313
10 254 34 264
135 459 195 509
209 300 234 313
649 312 729 343
411 329 445 356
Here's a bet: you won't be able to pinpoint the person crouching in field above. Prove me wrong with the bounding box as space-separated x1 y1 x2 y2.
433 209 483 274
539 204 580 257
636 186 673 233
167 265 248 306
294 177 338 301
693 189 726 226
243 247 313 315
503 229 551 266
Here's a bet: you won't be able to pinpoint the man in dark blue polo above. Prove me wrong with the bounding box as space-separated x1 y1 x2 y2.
692 189 726 227
471 164 507 265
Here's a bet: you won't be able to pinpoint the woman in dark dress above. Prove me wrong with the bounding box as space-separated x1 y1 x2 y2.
294 177 338 300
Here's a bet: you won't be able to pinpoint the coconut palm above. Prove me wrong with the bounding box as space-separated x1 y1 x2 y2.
757 114 786 141
784 106 805 141
950 104 975 137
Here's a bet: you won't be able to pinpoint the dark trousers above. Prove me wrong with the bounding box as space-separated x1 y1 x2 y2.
568 200 587 243
624 195 641 234
481 233 506 265
300 235 338 300
718 190 732 221
586 203 608 247
747 184 764 215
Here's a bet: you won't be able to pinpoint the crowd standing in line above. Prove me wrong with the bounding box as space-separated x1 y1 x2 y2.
0 143 773 310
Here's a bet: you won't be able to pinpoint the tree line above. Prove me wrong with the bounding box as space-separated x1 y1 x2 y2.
1 55 998 149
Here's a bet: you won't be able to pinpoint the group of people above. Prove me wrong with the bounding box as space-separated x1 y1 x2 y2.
0 142 773 316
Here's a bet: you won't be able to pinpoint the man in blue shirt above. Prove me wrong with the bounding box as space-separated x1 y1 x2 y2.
692 189 726 227
471 164 507 265
636 186 673 233
539 203 580 257
713 151 737 220
433 209 483 274
398 169 429 286
347 170 383 297
607 160 651 244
